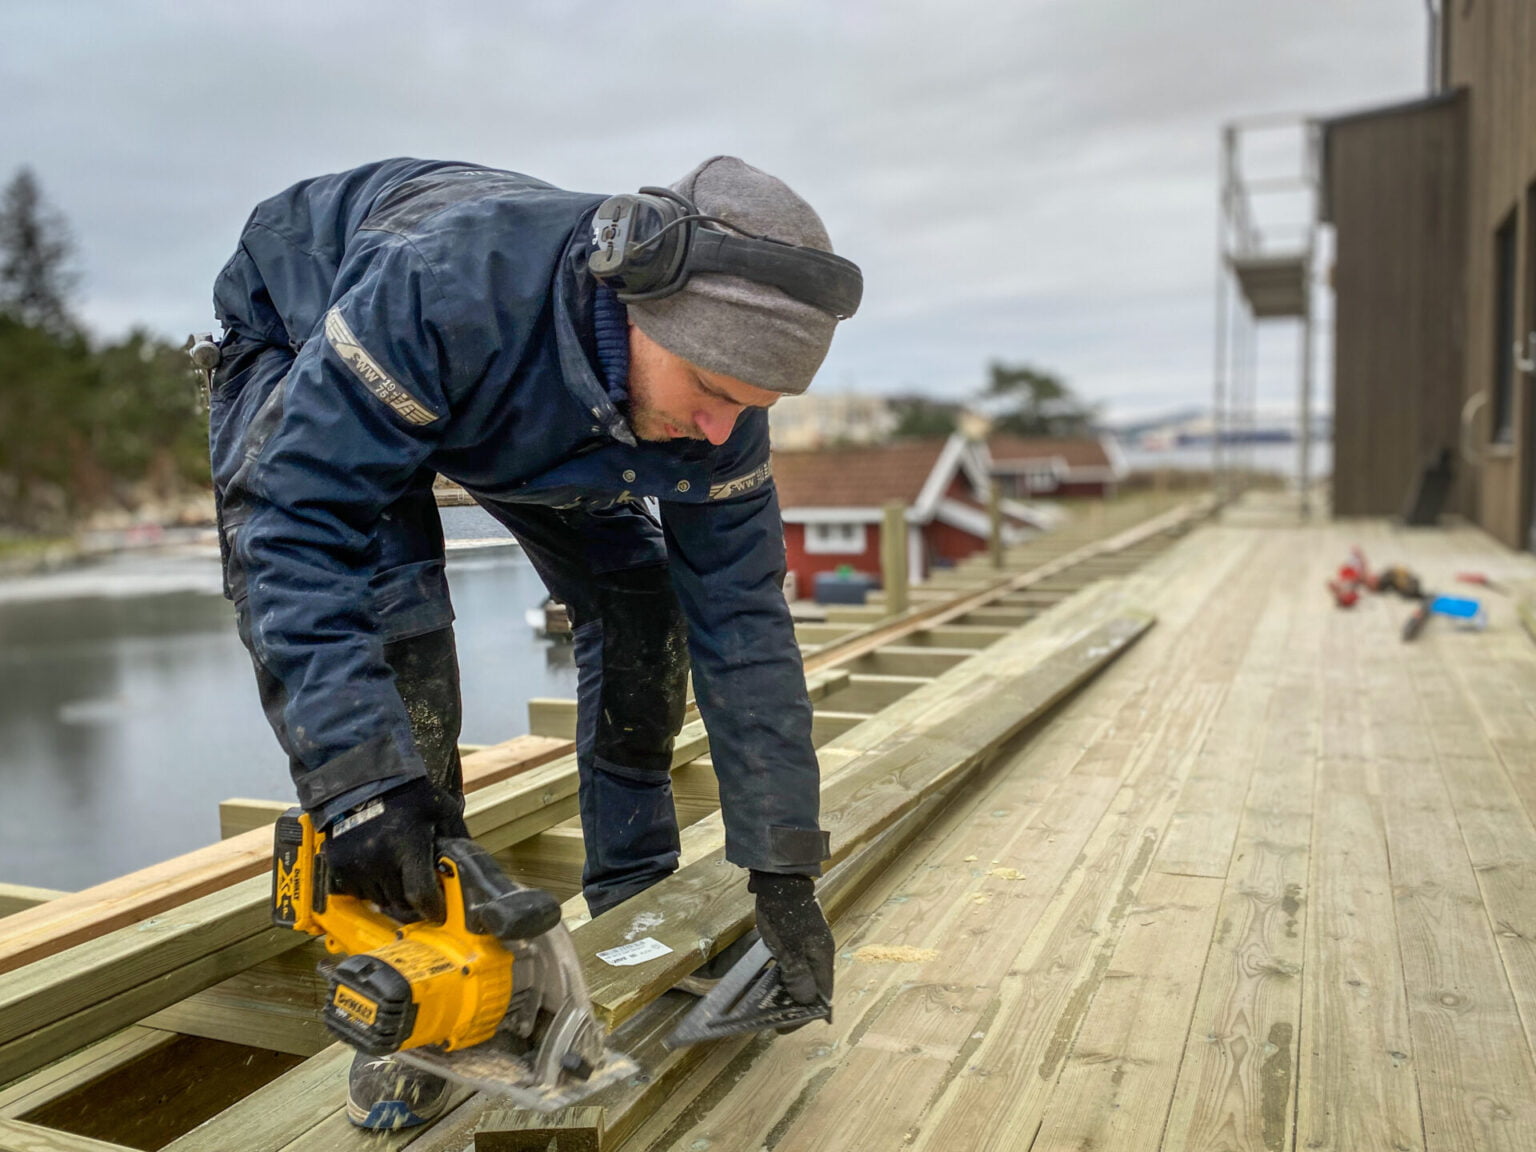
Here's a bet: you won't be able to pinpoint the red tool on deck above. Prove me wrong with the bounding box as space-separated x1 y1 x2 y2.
1456 572 1507 594
1328 546 1371 608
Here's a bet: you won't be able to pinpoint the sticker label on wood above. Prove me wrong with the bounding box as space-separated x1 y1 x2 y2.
596 937 674 966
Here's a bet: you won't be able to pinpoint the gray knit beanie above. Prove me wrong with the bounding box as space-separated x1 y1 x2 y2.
627 156 843 396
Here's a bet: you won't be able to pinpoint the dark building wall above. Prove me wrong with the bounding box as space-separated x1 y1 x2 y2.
1446 0 1536 548
1326 93 1468 517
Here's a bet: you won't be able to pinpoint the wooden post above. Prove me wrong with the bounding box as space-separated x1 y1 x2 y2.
988 483 1004 569
881 502 909 618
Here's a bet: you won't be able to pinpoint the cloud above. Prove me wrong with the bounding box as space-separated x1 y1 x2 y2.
0 0 1427 417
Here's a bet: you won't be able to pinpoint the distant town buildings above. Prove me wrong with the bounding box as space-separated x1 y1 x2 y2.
986 435 1127 499
768 392 897 451
771 434 1058 594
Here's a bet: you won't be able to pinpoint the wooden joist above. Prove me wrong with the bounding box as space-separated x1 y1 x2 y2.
817 672 931 714
216 799 290 841
0 735 570 976
0 495 1211 1148
576 604 1154 1032
0 887 66 921
139 944 332 1058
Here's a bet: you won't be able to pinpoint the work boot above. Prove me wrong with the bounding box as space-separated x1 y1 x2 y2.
673 931 760 997
345 1051 451 1130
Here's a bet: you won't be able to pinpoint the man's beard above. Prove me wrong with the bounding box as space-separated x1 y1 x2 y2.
626 398 701 442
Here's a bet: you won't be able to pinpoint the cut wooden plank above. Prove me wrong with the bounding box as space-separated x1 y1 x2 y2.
527 697 577 740
0 876 283 1050
0 735 569 974
792 623 859 646
218 799 290 840
1023 872 1224 1152
0 888 66 921
820 604 887 625
577 610 1153 1032
1297 523 1422 1152
1160 551 1317 1152
808 709 872 747
1298 790 1421 1151
905 538 1278 1152
816 673 930 714
847 645 974 678
907 624 1010 648
956 606 1035 627
620 532 1238 1149
140 944 331 1057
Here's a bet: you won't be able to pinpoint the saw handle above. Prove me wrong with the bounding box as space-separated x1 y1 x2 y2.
437 838 563 943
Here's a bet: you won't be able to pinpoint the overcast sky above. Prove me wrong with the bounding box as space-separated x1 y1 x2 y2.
1 1 1429 421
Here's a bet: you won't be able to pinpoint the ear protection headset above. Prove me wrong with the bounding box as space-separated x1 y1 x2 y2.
587 186 863 319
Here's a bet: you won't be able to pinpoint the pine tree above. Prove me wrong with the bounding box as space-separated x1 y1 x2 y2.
0 167 79 336
984 361 1098 438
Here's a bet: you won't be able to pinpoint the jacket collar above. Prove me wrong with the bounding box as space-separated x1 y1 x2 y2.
553 213 637 447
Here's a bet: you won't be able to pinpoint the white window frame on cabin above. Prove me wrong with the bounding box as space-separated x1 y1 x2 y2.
804 522 868 555
1025 465 1060 493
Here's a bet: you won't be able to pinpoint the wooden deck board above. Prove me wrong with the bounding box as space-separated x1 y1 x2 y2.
610 506 1536 1152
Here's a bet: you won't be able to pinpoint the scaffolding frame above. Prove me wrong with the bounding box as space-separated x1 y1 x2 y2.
1214 114 1321 515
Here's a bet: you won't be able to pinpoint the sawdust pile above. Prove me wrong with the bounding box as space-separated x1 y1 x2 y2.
986 866 1025 881
852 945 940 964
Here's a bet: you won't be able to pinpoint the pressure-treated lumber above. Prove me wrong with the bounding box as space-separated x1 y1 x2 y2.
158 1043 354 1152
527 668 852 745
847 645 974 678
0 495 1208 1148
218 799 291 840
0 734 569 975
527 697 578 739
140 944 331 1057
907 623 1011 648
576 607 1153 1031
0 1028 179 1119
0 502 1198 982
474 1106 605 1151
0 1118 130 1151
715 534 1251 1152
816 672 930 714
0 888 66 921
445 534 1217 1152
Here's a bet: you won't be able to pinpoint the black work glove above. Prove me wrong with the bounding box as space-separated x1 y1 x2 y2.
750 870 835 1014
321 777 469 924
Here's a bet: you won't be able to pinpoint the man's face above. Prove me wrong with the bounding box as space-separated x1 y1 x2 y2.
626 321 781 446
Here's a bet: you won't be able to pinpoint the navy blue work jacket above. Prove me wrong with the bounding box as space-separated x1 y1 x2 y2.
211 159 824 875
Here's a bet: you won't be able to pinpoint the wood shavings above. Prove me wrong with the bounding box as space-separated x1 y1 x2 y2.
986 866 1025 881
963 855 977 862
968 893 990 905
852 945 940 964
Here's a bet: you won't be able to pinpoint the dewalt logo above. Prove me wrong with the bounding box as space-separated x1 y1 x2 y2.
332 986 380 1028
273 858 299 922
